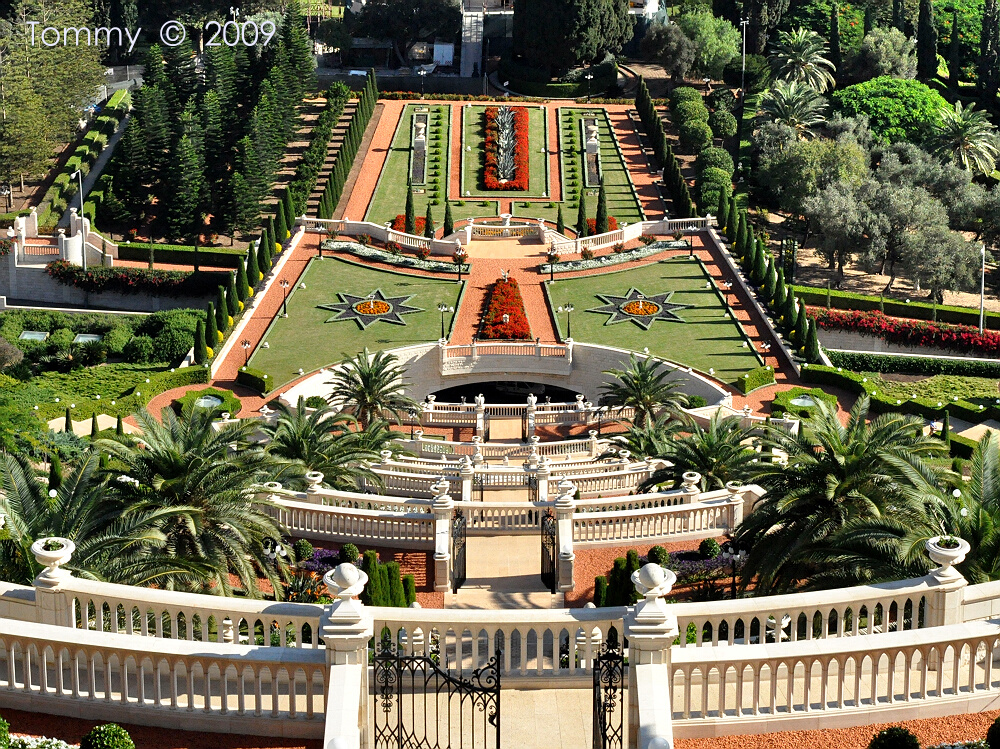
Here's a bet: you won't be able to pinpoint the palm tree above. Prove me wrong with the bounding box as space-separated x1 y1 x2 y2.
99 407 292 598
328 349 419 429
769 27 837 92
734 396 946 594
642 412 759 491
0 451 182 587
760 80 828 138
599 356 690 427
929 101 1000 175
263 397 381 490
607 412 682 459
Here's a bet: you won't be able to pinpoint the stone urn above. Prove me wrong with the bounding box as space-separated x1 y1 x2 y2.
926 535 971 579
31 537 75 586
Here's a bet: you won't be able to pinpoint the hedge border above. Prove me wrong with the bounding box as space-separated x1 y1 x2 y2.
735 364 775 394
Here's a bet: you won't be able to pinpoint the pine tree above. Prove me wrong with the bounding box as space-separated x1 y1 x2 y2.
424 203 434 239
90 412 99 437
206 302 219 349
917 0 939 80
227 171 258 241
404 181 416 234
226 274 239 317
48 453 62 491
235 257 249 303
216 287 229 331
717 188 730 234
194 319 207 365
830 4 842 85
576 187 589 237
805 318 821 362
116 414 124 437
793 299 809 347
595 178 609 235
164 134 205 241
443 202 454 236
246 243 260 289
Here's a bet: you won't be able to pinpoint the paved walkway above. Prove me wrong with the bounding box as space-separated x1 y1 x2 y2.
448 535 558 610
59 113 131 227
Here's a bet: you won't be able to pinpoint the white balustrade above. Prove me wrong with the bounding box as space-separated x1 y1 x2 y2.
273 498 435 550
573 498 738 546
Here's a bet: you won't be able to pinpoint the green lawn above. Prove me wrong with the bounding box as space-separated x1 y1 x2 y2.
365 104 500 228
544 257 761 384
248 257 464 387
858 374 1000 405
514 107 644 226
460 104 549 198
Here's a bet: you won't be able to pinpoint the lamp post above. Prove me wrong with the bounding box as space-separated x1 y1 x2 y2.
739 19 749 97
547 249 559 283
418 68 428 96
279 278 290 317
585 72 594 101
264 537 287 566
71 169 86 270
722 545 747 599
454 248 467 284
557 304 574 338
408 409 417 439
438 302 454 339
980 244 987 334
241 338 251 366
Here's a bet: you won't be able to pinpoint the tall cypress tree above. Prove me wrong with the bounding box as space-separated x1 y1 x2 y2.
893 0 905 30
194 319 207 365
116 415 124 437
267 216 279 255
443 202 454 236
829 4 842 85
576 187 589 237
275 200 289 244
763 257 777 302
949 10 962 88
793 299 809 347
774 268 787 311
257 235 271 276
717 188 730 233
235 256 249 302
595 178 609 235
805 319 821 362
556 205 565 234
63 408 72 434
917 0 939 80
726 197 739 242
90 412 99 438
226 273 239 317
980 0 1000 99
404 181 416 234
424 203 435 239
216 286 229 330
246 243 260 288
48 453 62 491
282 188 296 230
206 302 219 348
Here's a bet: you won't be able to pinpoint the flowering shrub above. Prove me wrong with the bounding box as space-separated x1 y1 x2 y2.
415 246 431 260
391 215 427 235
480 277 532 340
813 308 1000 357
586 217 619 235
0 238 12 257
384 241 402 255
612 243 626 253
483 106 529 191
581 247 595 261
45 260 225 297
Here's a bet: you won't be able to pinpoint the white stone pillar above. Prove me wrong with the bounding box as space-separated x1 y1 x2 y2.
320 564 375 749
305 471 325 503
31 537 76 626
431 480 454 593
554 479 576 593
725 481 745 527
625 564 680 749
589 429 600 458
680 471 701 503
475 393 486 438
526 393 537 439
536 456 551 503
471 436 485 466
924 536 971 627
460 456 475 503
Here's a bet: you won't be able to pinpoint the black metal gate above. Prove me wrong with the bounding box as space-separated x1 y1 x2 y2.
373 638 501 749
522 412 528 441
527 475 538 502
540 510 556 593
452 509 467 593
474 474 485 503
592 631 626 749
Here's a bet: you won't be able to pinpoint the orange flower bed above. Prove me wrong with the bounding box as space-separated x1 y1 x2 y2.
480 277 532 340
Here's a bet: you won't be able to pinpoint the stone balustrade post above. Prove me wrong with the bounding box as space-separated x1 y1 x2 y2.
566 337 574 364
536 456 551 503
576 602 603 670
31 537 76 627
924 536 971 627
725 481 745 527
438 338 447 374
471 436 485 466
305 471 325 503
431 480 455 593
589 429 600 457
625 564 679 749
680 471 701 503
459 456 475 503
527 435 541 469
320 564 375 749
474 393 486 438
554 479 576 592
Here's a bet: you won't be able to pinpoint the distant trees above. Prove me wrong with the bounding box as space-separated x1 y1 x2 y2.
832 77 947 144
929 101 1000 175
769 27 837 92
676 11 740 79
512 0 634 74
639 23 696 83
849 28 917 83
356 0 462 68
760 80 829 137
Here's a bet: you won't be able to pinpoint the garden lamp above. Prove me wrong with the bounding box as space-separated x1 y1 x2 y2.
437 302 454 339
241 339 251 366
280 278 290 317
557 304 574 338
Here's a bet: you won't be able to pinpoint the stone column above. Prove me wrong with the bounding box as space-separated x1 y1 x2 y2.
536 456 551 503
471 436 485 466
526 393 537 440
431 480 454 593
589 429 600 458
474 393 486 438
725 481 745 527
31 537 77 627
459 456 475 503
554 479 576 593
625 564 680 749
320 564 375 749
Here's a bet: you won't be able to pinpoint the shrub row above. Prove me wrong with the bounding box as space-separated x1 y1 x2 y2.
483 106 529 191
45 259 228 297
44 89 131 218
236 365 271 394
287 83 351 217
827 350 1000 378
735 364 775 394
635 77 693 218
498 54 617 97
792 284 1000 330
116 241 245 269
316 69 378 220
770 386 839 418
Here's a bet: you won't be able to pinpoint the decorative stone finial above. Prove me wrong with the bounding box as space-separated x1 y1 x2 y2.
323 563 369 601
725 481 743 497
681 471 701 492
632 563 676 602
32 537 76 587
926 535 971 581
305 471 324 490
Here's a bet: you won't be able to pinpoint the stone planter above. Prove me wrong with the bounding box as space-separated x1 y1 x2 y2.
926 535 970 579
31 537 75 586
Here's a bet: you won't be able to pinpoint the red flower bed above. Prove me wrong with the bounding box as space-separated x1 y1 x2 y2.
391 215 427 235
480 277 532 340
586 217 619 235
813 308 1000 356
483 106 529 191
45 259 226 297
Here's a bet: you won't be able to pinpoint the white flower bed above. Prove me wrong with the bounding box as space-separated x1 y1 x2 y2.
321 240 470 274
11 736 78 749
926 741 988 749
541 240 686 274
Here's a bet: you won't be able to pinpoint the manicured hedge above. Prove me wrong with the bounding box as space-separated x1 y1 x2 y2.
735 364 775 394
174 386 242 418
771 386 839 417
827 350 1000 378
117 242 245 269
45 260 227 297
794 284 1000 330
236 365 271 394
950 433 978 458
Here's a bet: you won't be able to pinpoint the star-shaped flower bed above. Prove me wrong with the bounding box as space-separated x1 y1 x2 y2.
317 289 423 329
588 288 692 330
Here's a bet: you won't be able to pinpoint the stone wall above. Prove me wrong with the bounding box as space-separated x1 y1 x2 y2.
819 328 1000 360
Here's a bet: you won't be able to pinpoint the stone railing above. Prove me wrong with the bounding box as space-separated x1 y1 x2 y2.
396 434 604 460
439 339 574 376
297 216 465 255
548 217 713 255
572 492 742 546
274 496 436 550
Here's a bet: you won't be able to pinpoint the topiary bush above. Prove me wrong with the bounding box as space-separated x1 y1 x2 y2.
122 335 155 363
80 724 135 749
152 327 195 364
648 545 669 565
293 539 314 563
669 87 703 111
304 395 327 408
699 538 722 559
867 726 919 749
338 543 360 565
674 99 710 123
699 167 732 188
987 715 1000 749
679 120 713 152
694 146 734 177
709 109 738 138
707 88 737 111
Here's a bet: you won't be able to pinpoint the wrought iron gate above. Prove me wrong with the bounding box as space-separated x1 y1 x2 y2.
474 474 485 503
452 508 467 593
527 475 538 502
592 632 626 749
373 639 501 749
540 510 556 593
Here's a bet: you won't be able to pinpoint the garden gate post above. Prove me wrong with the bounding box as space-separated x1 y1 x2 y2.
460 457 475 503
624 565 679 749
924 546 970 627
32 537 77 627
536 457 550 503
320 564 375 749
554 479 576 593
431 480 455 593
